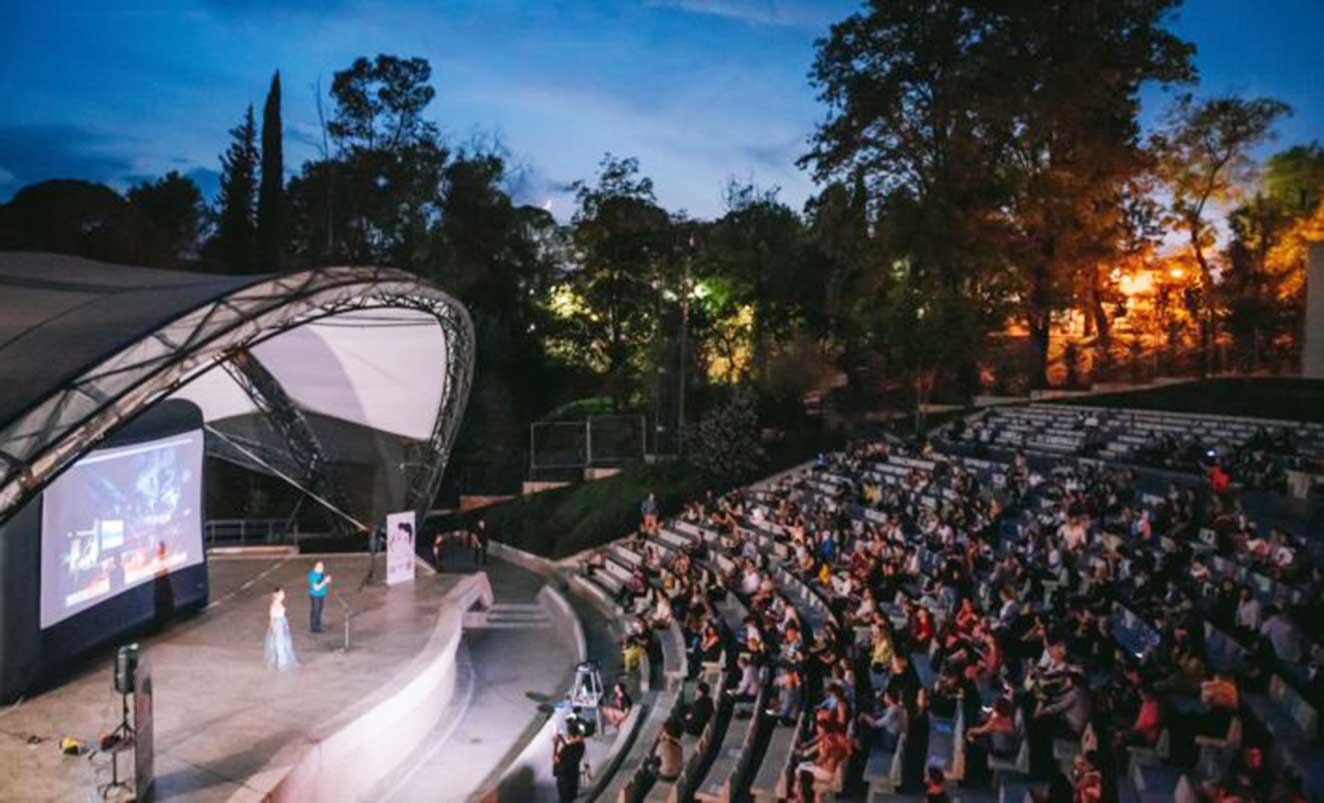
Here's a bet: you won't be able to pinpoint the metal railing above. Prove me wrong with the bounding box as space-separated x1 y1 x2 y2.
203 518 297 547
529 414 647 472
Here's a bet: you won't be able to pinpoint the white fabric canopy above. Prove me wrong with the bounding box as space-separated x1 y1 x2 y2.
170 308 448 441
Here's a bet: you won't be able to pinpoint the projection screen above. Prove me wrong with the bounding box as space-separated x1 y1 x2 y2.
40 430 204 629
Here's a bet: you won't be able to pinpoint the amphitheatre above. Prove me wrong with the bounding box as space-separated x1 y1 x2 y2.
0 250 1321 803
2 2 1324 802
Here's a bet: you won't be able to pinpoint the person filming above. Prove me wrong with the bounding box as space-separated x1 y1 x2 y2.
553 717 588 802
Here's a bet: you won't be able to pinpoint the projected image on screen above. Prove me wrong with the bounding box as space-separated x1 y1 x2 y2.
40 431 204 629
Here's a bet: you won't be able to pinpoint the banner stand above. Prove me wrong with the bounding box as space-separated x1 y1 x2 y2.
385 511 416 587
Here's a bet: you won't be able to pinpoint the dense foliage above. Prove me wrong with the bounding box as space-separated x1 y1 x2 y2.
1 4 1317 499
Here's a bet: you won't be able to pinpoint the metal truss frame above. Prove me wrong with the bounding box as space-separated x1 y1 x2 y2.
0 267 475 527
219 350 359 535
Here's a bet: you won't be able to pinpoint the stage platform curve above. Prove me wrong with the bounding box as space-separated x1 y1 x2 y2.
0 553 492 802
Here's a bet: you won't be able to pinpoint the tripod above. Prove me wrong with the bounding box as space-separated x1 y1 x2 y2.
97 692 135 799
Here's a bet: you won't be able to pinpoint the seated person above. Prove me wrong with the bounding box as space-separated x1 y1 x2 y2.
681 682 714 736
583 549 607 578
766 668 804 725
725 654 762 701
793 719 851 802
1196 670 1239 738
1071 751 1103 803
620 633 648 674
697 623 723 665
601 681 633 731
924 766 951 803
965 697 1018 759
1112 684 1162 755
858 687 908 752
652 719 684 782
1033 672 1091 739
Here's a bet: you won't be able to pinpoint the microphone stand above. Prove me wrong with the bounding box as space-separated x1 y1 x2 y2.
334 591 352 652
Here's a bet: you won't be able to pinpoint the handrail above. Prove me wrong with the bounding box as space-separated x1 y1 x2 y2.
204 518 297 547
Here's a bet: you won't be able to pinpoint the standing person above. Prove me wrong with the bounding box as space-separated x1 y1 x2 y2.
553 723 587 803
641 492 659 535
264 587 298 671
471 520 489 566
308 561 331 633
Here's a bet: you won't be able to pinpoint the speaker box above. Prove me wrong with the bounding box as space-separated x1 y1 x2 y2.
113 644 140 695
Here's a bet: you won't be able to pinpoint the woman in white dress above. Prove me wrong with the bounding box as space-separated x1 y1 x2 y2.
265 587 299 671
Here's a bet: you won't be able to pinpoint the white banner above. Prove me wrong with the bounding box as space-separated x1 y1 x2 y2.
385 511 416 586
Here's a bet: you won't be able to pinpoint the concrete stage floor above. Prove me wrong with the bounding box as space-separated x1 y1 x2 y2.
0 553 462 802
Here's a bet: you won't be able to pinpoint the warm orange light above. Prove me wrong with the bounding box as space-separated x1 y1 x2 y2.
1169 267 1184 280
1119 273 1153 296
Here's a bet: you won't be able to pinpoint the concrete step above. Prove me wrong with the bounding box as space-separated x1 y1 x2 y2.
374 642 478 802
469 602 554 629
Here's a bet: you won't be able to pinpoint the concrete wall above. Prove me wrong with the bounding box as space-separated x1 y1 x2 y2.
460 494 516 512
1304 242 1324 379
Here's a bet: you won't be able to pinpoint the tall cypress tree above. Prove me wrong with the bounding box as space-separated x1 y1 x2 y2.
257 71 284 271
216 105 258 274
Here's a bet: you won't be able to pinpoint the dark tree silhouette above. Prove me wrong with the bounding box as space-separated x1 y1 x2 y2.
257 70 284 272
214 105 259 273
127 171 206 266
0 179 171 267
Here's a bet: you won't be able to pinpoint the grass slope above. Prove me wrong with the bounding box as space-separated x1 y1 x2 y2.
428 460 708 560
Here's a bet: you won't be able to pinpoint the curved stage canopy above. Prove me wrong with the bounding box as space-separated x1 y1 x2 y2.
0 252 474 528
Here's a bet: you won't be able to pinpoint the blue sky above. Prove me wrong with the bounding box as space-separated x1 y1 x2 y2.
1 0 1320 220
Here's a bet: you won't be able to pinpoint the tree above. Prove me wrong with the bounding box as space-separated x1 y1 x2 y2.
127 171 206 265
801 1 1015 397
257 70 284 271
1263 144 1324 215
214 105 260 273
682 388 765 484
1222 143 1324 369
569 154 672 410
804 0 1196 390
0 179 171 267
431 148 571 491
804 177 886 393
319 54 448 266
706 181 812 381
989 0 1194 387
328 55 437 152
1153 94 1290 373
884 270 990 434
1223 192 1295 368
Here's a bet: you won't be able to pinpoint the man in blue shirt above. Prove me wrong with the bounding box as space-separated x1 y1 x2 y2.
308 561 332 633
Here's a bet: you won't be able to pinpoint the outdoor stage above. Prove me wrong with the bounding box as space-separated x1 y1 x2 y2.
0 553 492 802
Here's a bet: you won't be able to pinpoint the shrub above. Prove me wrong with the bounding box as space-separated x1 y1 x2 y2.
682 388 767 485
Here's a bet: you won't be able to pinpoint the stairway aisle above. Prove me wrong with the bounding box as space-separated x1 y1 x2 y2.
379 553 577 803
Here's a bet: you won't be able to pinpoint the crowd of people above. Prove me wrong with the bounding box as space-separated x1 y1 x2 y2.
585 429 1322 803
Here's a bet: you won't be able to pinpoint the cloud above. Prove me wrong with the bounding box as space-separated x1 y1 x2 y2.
186 167 223 202
286 123 326 151
742 136 806 170
0 124 134 200
502 161 576 219
646 0 844 28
